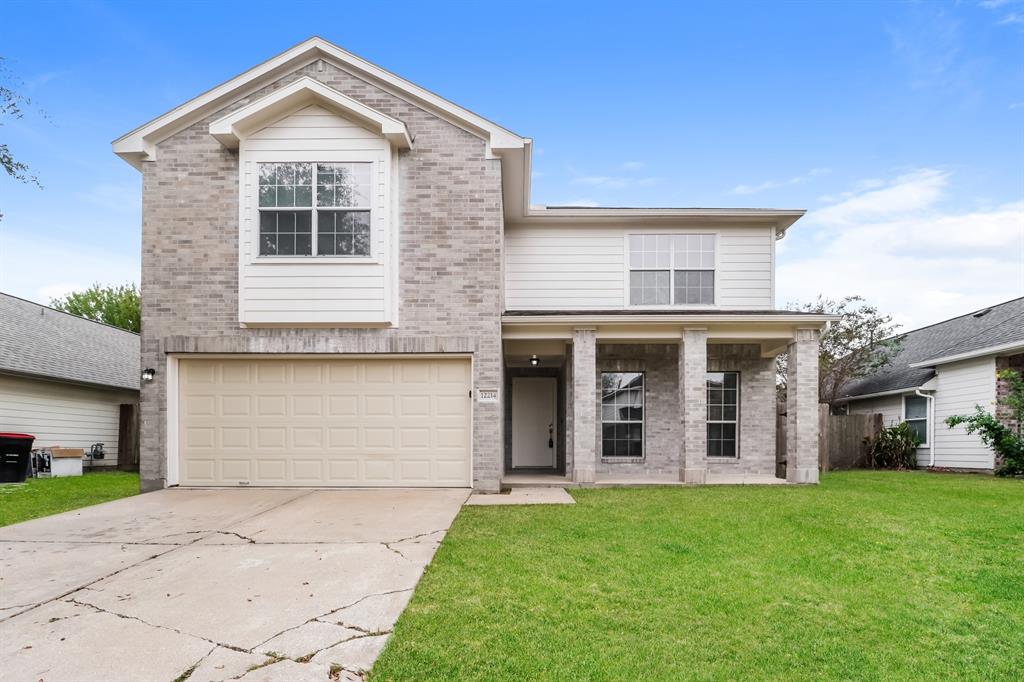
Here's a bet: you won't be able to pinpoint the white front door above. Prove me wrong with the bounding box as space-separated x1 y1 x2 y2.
511 377 557 468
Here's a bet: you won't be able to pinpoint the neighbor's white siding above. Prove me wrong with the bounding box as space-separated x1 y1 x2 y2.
239 104 394 326
847 394 904 427
503 224 774 310
0 374 138 466
847 392 932 467
932 357 997 470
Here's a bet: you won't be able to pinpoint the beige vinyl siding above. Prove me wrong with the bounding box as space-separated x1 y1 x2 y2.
0 374 137 467
503 224 774 310
932 357 997 470
238 104 393 326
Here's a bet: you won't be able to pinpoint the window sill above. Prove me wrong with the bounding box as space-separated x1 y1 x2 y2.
707 456 740 461
251 256 381 265
601 457 646 464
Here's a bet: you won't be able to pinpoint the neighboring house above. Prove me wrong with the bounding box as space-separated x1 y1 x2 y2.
113 37 832 493
840 298 1024 471
0 293 140 466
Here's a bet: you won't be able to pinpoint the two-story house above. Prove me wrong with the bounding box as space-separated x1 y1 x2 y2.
114 37 831 493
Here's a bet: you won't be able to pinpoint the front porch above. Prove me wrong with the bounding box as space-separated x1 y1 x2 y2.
501 472 790 487
501 312 828 486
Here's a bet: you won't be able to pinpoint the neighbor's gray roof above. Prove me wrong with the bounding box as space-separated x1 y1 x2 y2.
0 293 140 391
843 297 1024 399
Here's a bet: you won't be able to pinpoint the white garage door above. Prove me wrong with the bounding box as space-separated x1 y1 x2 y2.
177 357 471 487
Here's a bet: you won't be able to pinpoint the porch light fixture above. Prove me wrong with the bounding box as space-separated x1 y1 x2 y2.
529 355 540 367
141 368 156 383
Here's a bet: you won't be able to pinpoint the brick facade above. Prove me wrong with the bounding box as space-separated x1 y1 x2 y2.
995 353 1024 469
139 61 504 492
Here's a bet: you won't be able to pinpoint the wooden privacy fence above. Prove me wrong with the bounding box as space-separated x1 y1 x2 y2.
776 406 883 475
819 405 882 471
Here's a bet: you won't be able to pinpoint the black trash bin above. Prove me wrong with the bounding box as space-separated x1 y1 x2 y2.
0 433 35 483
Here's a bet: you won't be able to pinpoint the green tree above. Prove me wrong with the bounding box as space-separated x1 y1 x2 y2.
777 295 903 407
51 283 140 333
1 57 42 221
945 369 1024 476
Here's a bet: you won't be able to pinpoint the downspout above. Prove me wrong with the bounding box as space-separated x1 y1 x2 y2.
915 389 936 467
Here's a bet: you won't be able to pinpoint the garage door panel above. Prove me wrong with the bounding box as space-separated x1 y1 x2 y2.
178 358 471 487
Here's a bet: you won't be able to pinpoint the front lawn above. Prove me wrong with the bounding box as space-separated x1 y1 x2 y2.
0 470 139 527
372 472 1023 680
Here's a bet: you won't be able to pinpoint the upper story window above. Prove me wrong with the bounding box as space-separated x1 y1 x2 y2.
258 162 372 257
628 234 715 306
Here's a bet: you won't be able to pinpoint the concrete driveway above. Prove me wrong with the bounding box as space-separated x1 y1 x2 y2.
0 488 468 682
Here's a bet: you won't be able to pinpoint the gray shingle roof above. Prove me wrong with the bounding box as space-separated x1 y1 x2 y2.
843 297 1024 399
0 293 140 391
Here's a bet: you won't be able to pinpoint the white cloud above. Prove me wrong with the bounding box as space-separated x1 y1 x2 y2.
572 175 658 189
0 231 139 305
730 168 830 195
812 168 948 227
777 169 1024 329
621 161 646 171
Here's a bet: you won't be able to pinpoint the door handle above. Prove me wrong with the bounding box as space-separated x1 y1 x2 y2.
548 423 554 449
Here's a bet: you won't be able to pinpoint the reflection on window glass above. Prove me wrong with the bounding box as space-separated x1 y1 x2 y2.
707 371 738 457
601 372 644 457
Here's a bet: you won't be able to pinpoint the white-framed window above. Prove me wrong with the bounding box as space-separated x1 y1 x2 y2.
707 371 739 457
904 395 928 446
257 162 372 257
601 372 644 457
628 234 716 306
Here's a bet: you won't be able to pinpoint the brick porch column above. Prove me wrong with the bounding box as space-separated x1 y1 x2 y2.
572 327 597 483
681 328 709 483
787 328 820 484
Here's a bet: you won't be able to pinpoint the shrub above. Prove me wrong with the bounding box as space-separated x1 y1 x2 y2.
945 369 1024 476
865 422 920 470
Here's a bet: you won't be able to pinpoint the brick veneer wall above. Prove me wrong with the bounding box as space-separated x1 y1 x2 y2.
138 60 504 492
587 343 777 478
995 353 1024 469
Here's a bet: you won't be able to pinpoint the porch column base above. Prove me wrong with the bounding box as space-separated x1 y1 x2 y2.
683 467 707 484
788 466 819 484
573 467 596 484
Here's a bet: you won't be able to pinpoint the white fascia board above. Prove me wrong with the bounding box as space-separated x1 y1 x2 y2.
209 77 412 150
908 341 1024 368
113 36 525 168
509 207 807 233
501 313 836 325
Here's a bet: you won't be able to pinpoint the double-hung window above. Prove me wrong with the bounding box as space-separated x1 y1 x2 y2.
707 371 739 457
258 162 372 257
601 372 644 457
904 395 928 446
628 234 715 306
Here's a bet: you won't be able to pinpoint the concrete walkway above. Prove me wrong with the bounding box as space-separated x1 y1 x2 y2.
0 487 467 682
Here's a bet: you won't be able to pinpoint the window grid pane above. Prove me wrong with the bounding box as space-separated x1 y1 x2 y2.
316 210 371 256
601 372 644 458
259 210 312 256
258 162 373 257
707 371 739 458
629 234 715 305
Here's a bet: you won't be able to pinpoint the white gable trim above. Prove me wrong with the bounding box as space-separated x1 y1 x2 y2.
209 77 412 150
113 36 526 168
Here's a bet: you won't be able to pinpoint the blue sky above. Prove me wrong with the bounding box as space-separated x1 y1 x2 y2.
1 0 1021 330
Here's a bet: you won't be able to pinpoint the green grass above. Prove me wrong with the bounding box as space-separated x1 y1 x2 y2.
371 472 1024 681
0 470 139 527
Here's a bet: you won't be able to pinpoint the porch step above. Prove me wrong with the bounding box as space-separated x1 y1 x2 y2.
501 475 573 488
